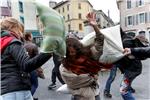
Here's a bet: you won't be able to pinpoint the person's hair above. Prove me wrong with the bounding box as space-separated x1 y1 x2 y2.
62 38 104 75
24 32 32 41
0 17 24 39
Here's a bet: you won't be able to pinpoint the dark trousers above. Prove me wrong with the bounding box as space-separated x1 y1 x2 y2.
51 67 65 84
51 54 65 84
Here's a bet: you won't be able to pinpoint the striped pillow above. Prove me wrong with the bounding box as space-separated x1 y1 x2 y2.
35 2 66 57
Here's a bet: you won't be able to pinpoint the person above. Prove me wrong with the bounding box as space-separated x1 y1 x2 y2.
60 12 111 100
123 47 150 58
24 32 43 100
103 64 118 98
0 17 52 100
103 30 136 98
117 33 148 100
48 53 65 89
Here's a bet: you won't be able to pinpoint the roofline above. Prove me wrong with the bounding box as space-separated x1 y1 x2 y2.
86 1 93 8
53 0 93 9
53 0 69 9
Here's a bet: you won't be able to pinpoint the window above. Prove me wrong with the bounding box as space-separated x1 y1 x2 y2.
78 3 81 9
68 24 71 31
79 24 82 30
19 1 23 13
136 14 138 25
78 13 82 19
63 16 65 20
139 0 144 6
133 15 135 25
127 16 133 25
63 7 64 12
125 17 127 26
67 4 69 11
145 12 148 23
68 14 70 20
127 0 131 9
20 16 24 24
149 12 150 23
139 13 145 23
149 31 150 42
58 9 60 13
136 0 144 6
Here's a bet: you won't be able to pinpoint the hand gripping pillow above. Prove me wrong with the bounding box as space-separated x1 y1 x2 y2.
35 2 66 57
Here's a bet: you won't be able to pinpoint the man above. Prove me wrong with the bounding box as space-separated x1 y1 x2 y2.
48 53 65 89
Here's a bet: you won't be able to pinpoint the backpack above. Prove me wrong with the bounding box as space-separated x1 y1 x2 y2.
0 35 15 54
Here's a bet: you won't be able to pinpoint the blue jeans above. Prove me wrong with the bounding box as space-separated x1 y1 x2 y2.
104 65 117 92
120 76 135 100
30 70 38 95
1 90 33 100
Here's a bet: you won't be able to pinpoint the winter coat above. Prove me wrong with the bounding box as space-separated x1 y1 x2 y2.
1 31 51 95
131 47 150 59
117 36 144 80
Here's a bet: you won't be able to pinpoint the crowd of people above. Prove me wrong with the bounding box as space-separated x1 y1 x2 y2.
1 10 150 100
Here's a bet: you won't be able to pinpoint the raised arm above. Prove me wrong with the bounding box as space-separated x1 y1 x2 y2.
86 12 103 35
86 12 104 59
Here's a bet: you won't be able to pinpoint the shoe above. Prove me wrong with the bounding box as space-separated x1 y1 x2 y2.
48 83 56 89
129 87 136 93
33 98 38 100
104 90 112 98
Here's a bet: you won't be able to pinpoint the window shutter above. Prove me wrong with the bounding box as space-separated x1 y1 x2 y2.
136 14 138 25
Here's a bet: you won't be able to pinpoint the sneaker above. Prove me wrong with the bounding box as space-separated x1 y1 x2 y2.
48 83 56 89
33 98 38 100
104 90 112 98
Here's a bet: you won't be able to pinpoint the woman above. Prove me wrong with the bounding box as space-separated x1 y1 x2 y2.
24 32 42 100
1 17 52 100
60 13 110 100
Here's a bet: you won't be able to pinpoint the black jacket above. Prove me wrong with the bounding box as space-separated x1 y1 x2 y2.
117 35 143 80
1 31 51 95
131 47 150 59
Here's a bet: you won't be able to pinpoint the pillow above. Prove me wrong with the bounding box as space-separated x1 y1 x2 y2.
35 2 66 57
81 25 125 64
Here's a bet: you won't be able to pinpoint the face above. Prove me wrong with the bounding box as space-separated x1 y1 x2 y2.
68 46 77 56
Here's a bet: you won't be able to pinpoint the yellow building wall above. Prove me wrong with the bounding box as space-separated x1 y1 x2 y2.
55 0 93 33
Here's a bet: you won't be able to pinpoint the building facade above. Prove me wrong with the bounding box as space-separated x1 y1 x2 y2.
84 10 115 36
95 10 115 29
117 0 150 42
50 0 93 37
0 0 42 45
